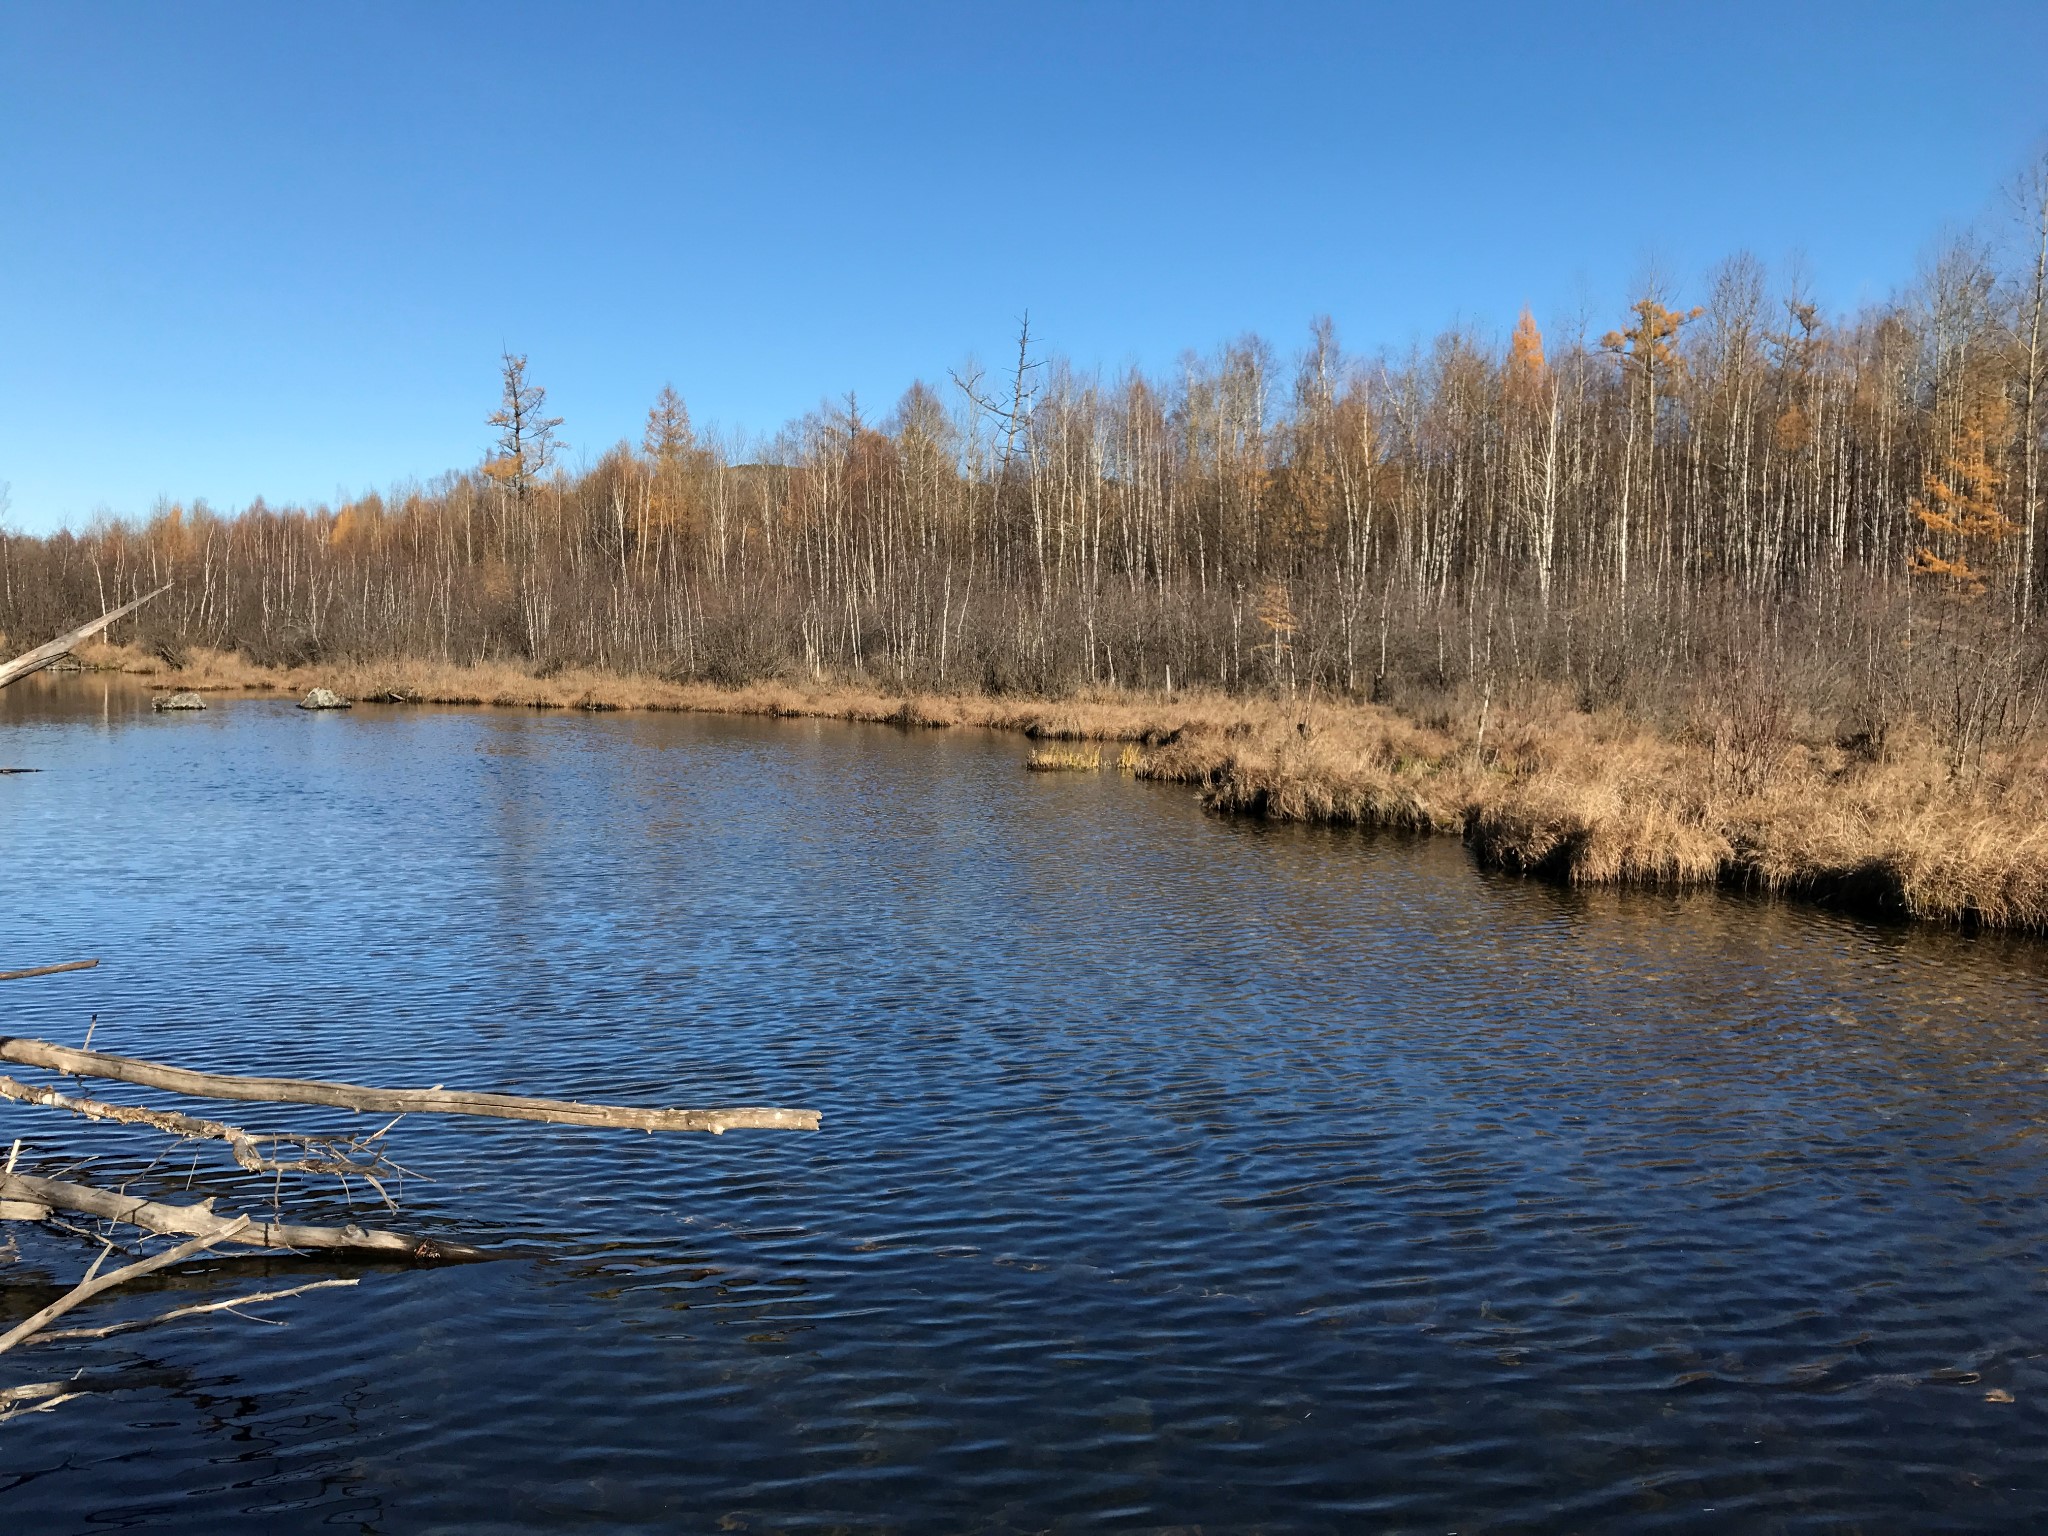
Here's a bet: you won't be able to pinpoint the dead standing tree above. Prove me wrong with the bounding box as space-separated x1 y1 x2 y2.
0 963 819 1420
485 352 566 659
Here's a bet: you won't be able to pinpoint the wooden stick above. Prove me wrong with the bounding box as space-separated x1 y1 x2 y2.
0 1217 251 1355
0 585 172 691
1 1380 78 1406
28 1277 360 1344
0 960 99 983
0 1172 485 1261
0 1380 87 1420
0 1076 400 1187
0 1037 820 1133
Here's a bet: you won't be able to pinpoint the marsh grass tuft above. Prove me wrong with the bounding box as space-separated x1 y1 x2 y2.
1026 744 1103 772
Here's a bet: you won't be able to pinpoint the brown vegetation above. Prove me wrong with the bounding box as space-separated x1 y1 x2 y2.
1025 744 1102 772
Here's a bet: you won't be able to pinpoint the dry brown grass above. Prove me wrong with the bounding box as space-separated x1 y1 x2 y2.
66 642 2048 933
1025 744 1102 772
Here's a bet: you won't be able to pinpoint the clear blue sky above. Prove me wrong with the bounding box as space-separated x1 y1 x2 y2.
2 2 2044 533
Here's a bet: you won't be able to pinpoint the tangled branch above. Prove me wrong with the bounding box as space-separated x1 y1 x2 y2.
0 1076 411 1206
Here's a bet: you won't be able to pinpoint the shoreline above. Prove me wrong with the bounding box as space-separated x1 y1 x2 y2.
60 641 2048 937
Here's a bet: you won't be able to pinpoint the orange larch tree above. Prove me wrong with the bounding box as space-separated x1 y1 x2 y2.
1910 399 2013 593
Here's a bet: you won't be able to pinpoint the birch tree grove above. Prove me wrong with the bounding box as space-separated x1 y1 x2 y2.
7 230 2048 741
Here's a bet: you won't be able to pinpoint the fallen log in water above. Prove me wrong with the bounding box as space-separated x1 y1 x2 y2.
0 1171 486 1261
29 1277 360 1345
0 972 818 1397
0 1218 251 1356
0 1036 821 1133
0 1075 405 1191
0 960 99 983
0 585 171 691
0 964 819 1410
0 1379 88 1419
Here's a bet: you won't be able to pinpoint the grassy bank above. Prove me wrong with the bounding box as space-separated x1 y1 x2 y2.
74 641 2048 935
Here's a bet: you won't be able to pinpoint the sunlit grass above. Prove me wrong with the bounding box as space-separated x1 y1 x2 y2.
1026 744 1102 772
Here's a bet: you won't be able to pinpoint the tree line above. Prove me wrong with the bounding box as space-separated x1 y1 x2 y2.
4 170 2046 751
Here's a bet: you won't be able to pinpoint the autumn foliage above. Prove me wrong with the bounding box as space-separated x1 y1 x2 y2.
2 226 2045 775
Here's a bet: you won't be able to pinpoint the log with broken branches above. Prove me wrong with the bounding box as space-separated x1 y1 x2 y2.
0 1217 252 1356
0 1075 409 1200
0 1036 821 1133
0 1379 88 1419
0 967 820 1411
0 1171 485 1260
0 585 171 691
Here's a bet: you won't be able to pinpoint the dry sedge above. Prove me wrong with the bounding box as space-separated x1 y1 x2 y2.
1026 744 1102 772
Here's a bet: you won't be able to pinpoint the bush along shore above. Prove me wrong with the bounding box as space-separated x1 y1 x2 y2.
73 641 2048 936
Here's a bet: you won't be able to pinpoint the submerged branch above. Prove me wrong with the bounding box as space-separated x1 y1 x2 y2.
0 1076 406 1198
0 1217 251 1356
0 1379 87 1419
27 1277 360 1344
0 1037 820 1133
0 1171 485 1261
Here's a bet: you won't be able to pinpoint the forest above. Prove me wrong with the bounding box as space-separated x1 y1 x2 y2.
7 203 2048 742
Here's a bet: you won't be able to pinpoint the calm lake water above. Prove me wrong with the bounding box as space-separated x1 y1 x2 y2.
4 677 2048 1532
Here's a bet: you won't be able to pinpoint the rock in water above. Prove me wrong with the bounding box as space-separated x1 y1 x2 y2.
299 687 352 710
153 691 207 711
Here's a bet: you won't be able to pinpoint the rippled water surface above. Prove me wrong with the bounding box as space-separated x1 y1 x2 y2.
4 676 2048 1532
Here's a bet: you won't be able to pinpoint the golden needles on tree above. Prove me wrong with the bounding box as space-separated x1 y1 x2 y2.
1911 404 2013 591
1503 308 1550 413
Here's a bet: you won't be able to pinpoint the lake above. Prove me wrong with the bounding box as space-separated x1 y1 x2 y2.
4 676 2048 1532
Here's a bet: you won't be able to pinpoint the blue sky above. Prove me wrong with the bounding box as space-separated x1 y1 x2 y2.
1 1 2044 533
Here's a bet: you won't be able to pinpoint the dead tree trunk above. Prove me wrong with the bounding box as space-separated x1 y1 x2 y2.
0 585 171 690
0 1037 820 1133
0 1172 483 1260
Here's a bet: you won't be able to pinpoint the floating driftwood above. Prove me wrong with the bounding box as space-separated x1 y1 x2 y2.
0 1037 820 1133
0 960 99 983
0 1222 252 1358
0 964 821 1412
0 1171 483 1260
0 1075 408 1189
28 1276 359 1345
0 585 171 692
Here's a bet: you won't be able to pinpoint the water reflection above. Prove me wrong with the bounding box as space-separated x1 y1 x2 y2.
2 678 2047 1531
